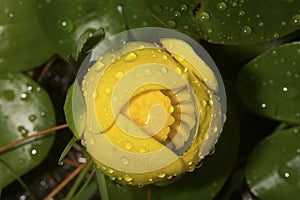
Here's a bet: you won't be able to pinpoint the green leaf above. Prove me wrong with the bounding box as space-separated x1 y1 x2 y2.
142 0 300 44
237 42 300 123
0 1 54 72
245 126 300 200
0 72 56 189
64 84 80 138
0 0 161 72
37 0 161 60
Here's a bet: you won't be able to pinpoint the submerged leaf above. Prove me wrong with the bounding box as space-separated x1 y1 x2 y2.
0 72 56 189
237 42 300 123
245 126 300 200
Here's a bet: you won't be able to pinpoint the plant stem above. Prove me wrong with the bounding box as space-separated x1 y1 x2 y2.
65 159 93 200
37 56 57 83
95 166 110 200
44 161 87 200
0 124 68 154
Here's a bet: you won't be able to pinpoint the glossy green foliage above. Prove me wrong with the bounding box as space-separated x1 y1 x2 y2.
245 126 300 200
142 0 300 44
0 1 54 72
237 42 300 123
105 107 240 199
0 0 161 72
0 72 56 189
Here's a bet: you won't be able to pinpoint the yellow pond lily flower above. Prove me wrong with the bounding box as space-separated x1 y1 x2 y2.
71 28 226 186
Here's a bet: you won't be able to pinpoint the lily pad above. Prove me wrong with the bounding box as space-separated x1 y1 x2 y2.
0 0 161 72
237 42 300 123
0 72 56 189
142 0 300 44
0 1 54 72
245 126 300 200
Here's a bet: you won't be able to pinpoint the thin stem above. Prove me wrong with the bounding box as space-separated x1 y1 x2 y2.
95 166 109 200
62 158 81 167
37 56 57 83
0 124 68 154
65 159 93 200
147 186 151 200
73 169 96 199
44 162 87 200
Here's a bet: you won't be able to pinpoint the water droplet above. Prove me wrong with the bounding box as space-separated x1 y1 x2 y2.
201 100 207 107
152 4 163 13
238 10 246 17
166 20 177 28
143 69 152 76
285 70 292 77
273 32 280 38
28 114 37 122
125 142 133 150
40 111 46 117
20 92 30 101
158 172 166 178
115 71 124 79
271 50 277 56
217 2 227 10
107 168 114 174
195 161 203 168
2 90 15 101
242 25 252 35
278 165 299 184
30 148 37 156
18 126 29 137
121 157 129 165
124 174 133 182
212 126 218 134
95 62 105 72
174 11 181 17
291 14 300 25
125 52 137 62
180 4 188 12
139 147 146 153
198 12 210 21
258 21 264 27
160 67 168 74
8 12 14 18
261 103 267 108
60 19 73 33
281 21 287 26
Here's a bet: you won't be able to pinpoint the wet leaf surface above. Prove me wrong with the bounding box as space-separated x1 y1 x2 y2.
142 0 300 44
245 126 300 200
0 1 54 72
237 42 300 123
0 0 161 72
0 72 56 189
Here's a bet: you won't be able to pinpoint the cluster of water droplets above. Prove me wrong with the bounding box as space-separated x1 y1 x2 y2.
151 3 189 29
